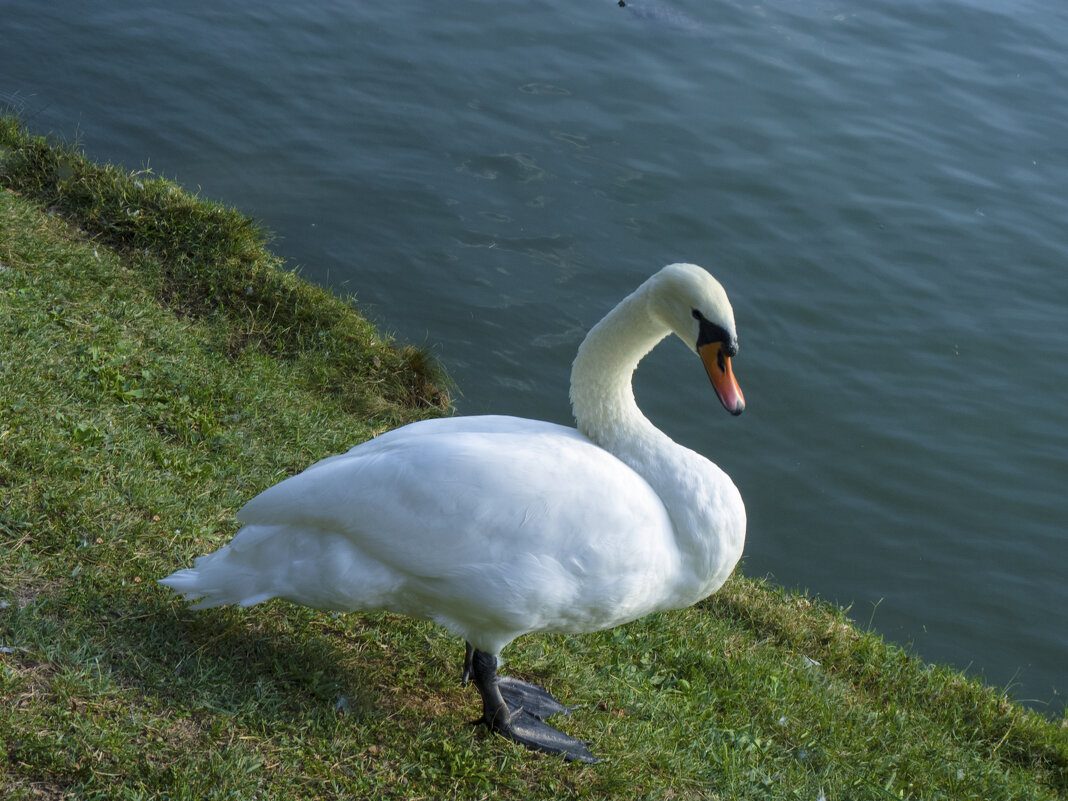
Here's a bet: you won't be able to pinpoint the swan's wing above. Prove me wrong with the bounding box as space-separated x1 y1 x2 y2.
235 416 674 580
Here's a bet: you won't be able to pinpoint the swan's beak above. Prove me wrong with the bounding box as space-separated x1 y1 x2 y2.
699 342 745 416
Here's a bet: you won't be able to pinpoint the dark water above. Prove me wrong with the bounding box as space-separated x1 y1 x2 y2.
4 0 1066 713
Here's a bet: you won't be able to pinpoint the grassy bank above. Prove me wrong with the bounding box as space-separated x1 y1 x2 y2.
1 119 1065 799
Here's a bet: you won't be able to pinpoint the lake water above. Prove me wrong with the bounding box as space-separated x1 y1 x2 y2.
4 0 1066 713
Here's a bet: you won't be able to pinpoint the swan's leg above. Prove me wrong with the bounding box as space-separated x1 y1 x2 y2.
462 641 569 719
461 641 475 685
461 645 474 687
467 647 596 763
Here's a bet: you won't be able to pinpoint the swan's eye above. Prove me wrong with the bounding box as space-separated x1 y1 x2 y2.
694 311 734 353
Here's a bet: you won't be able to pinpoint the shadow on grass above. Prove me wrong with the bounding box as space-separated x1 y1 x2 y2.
17 581 419 731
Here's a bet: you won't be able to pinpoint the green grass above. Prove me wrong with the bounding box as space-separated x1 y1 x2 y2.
0 117 448 421
1 118 1066 799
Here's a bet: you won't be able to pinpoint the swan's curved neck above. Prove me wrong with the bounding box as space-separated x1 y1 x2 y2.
569 279 745 604
570 282 668 452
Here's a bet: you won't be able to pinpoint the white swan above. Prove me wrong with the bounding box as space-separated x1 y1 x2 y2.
161 263 746 762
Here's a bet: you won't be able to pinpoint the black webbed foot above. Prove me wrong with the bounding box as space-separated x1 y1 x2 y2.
493 705 597 763
497 676 572 721
465 646 597 763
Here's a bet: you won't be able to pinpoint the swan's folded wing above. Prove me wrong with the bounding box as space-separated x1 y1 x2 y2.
234 420 675 582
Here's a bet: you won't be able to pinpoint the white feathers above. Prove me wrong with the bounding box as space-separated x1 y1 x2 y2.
160 264 747 657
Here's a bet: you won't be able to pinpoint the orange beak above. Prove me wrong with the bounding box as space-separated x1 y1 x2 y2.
699 342 745 416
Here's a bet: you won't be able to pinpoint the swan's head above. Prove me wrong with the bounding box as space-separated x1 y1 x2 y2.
650 263 745 416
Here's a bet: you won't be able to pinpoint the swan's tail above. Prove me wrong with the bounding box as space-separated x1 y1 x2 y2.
159 524 287 609
159 524 392 612
159 553 277 609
